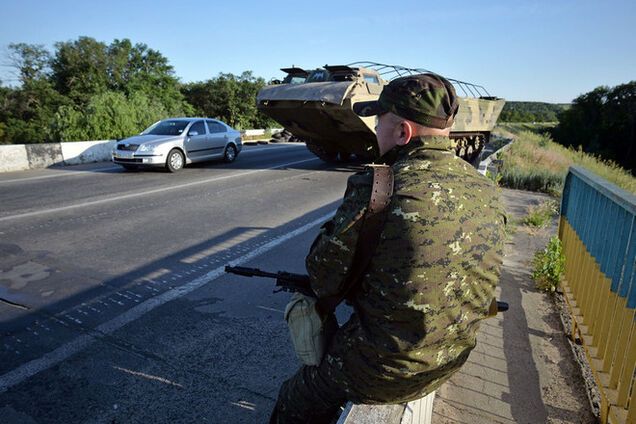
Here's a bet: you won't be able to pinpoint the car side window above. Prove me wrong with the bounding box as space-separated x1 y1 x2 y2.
188 121 206 136
206 120 227 133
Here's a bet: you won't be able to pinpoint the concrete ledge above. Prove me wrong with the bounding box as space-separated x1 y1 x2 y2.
337 392 435 424
25 143 63 169
339 403 404 424
0 145 29 172
61 140 116 165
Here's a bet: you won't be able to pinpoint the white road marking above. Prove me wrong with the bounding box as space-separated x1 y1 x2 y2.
0 143 305 185
0 210 333 393
113 365 183 388
256 305 285 314
0 157 319 223
0 166 119 184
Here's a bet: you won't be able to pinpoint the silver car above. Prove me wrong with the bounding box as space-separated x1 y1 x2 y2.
112 118 242 172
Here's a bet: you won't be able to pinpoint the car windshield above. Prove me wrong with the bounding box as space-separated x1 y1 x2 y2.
142 120 189 136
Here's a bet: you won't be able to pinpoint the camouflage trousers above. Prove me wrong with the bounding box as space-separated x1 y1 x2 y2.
269 360 349 424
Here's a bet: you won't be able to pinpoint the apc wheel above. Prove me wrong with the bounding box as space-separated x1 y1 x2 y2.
224 144 237 163
121 164 138 171
166 149 184 172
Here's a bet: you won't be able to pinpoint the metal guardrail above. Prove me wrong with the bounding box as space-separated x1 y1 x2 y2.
558 166 636 423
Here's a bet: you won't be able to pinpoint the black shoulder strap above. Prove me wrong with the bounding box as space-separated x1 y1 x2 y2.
318 165 394 313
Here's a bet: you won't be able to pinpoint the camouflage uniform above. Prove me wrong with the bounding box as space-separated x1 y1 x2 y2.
271 74 506 424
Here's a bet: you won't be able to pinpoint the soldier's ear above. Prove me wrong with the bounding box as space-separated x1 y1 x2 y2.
396 120 414 146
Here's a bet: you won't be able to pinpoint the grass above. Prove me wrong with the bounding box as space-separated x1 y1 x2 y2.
493 126 636 196
523 200 560 228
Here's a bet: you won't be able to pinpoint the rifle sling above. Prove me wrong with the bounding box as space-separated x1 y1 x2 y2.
317 166 394 314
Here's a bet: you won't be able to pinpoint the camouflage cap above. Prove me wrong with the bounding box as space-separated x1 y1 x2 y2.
354 73 459 129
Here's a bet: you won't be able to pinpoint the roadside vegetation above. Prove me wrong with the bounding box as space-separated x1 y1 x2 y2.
523 200 560 228
491 124 636 196
0 37 275 145
532 236 565 293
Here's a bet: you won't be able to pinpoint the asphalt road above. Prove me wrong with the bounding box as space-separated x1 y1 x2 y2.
0 143 357 423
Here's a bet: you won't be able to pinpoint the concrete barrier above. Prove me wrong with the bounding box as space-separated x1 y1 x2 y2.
0 128 282 173
0 145 29 172
24 143 64 169
243 129 266 137
61 140 116 165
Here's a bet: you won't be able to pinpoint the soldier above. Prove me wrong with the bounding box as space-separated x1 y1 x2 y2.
270 73 506 423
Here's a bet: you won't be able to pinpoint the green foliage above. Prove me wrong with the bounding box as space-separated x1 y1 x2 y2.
0 79 70 143
522 200 559 228
0 37 193 144
499 102 569 123
485 169 503 185
496 128 636 195
1 36 276 144
532 236 565 293
499 166 564 196
51 91 170 141
182 71 275 129
551 81 636 174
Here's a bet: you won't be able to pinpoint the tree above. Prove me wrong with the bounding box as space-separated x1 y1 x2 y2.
552 82 636 173
183 71 274 129
7 43 51 85
51 37 110 104
499 101 566 123
1 37 194 143
106 39 191 115
1 44 69 143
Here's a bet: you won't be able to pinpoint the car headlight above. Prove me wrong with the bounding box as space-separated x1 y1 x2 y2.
138 144 157 153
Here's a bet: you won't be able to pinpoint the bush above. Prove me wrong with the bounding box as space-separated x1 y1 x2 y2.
523 201 559 228
51 91 171 141
532 236 565 293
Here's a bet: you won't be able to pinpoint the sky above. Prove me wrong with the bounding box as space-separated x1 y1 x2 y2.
1 0 634 103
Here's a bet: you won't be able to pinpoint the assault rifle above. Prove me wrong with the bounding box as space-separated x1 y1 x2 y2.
224 266 509 313
224 266 315 298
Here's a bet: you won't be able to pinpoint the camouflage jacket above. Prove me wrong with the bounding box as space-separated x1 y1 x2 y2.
306 135 506 403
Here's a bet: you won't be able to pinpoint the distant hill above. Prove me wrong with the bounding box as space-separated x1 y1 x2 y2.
499 101 570 123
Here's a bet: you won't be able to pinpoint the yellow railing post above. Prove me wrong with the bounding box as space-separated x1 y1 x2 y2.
558 167 635 424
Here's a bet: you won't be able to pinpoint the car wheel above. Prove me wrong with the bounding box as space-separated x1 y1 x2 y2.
121 164 138 171
166 149 185 172
224 144 237 163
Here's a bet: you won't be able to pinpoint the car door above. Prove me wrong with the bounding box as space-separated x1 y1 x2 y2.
184 120 208 160
206 120 228 157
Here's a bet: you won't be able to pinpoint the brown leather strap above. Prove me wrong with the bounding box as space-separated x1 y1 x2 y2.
318 166 394 314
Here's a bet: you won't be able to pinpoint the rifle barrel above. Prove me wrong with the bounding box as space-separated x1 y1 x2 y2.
224 266 279 279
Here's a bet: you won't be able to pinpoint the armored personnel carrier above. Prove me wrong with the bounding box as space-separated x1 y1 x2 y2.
257 62 505 163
